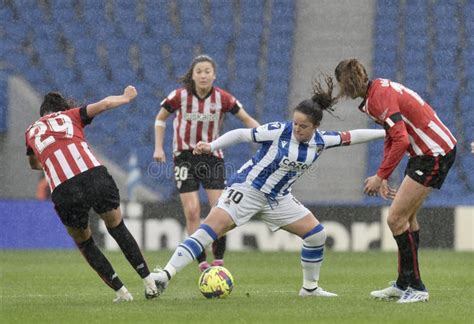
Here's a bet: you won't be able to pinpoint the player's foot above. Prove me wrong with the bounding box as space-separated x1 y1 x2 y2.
113 286 133 303
199 261 210 272
370 281 405 300
397 287 429 304
143 274 159 299
150 268 169 295
211 259 224 267
299 287 338 297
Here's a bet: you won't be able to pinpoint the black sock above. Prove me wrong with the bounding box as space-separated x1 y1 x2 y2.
197 250 207 263
212 235 227 260
76 237 123 291
394 230 425 291
107 220 150 279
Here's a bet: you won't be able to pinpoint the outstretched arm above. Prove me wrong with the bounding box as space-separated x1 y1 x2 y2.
86 85 137 118
194 128 253 155
323 129 386 148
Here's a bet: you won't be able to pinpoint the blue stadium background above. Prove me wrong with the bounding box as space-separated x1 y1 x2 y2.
0 0 472 205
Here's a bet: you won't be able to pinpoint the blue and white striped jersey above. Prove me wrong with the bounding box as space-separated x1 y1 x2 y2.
227 121 349 197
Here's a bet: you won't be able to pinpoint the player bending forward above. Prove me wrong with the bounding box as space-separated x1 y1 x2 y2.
25 86 158 303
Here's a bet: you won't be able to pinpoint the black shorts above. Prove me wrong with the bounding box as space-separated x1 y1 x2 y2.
405 147 456 189
173 150 226 193
51 166 120 229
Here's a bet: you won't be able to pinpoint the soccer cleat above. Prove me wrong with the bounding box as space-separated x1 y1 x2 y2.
143 275 159 299
211 259 224 267
199 261 210 272
150 268 169 295
299 287 338 297
397 287 429 304
113 286 133 303
370 281 405 300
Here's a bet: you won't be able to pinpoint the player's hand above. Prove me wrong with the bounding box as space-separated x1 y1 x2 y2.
471 141 474 154
193 141 212 155
364 174 383 197
124 85 137 101
379 179 397 200
153 148 166 162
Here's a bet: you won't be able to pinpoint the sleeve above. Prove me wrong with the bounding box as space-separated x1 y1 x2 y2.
221 90 241 114
79 106 93 125
370 87 410 179
250 122 284 143
322 129 386 149
160 89 180 113
25 127 34 155
210 128 253 151
376 123 410 179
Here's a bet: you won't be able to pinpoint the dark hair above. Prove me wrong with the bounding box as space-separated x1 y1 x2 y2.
178 55 217 92
40 92 75 116
334 58 368 99
294 74 338 125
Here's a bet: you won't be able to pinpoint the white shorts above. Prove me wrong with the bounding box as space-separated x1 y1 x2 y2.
216 182 311 231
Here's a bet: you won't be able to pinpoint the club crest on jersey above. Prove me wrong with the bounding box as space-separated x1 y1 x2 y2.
316 145 324 154
267 122 281 130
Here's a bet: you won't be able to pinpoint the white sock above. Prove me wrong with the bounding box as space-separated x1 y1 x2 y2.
166 225 217 275
301 224 327 290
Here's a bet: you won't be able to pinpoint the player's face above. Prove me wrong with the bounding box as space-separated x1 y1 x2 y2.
192 62 216 92
292 111 318 142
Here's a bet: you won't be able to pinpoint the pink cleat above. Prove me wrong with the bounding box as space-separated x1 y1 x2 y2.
199 261 210 272
211 259 224 267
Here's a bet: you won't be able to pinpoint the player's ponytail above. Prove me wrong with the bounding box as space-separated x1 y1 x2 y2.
179 54 217 93
294 73 338 126
39 92 74 116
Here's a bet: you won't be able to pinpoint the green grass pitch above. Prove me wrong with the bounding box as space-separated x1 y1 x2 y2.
1 250 473 323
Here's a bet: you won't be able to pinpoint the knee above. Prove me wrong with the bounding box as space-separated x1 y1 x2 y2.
183 205 201 222
387 211 407 233
303 224 327 246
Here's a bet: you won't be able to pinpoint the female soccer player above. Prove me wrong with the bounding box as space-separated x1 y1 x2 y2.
151 75 386 297
334 59 457 303
153 55 259 271
25 86 158 303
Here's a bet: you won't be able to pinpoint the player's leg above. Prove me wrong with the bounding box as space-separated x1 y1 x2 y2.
151 207 236 288
92 166 157 299
176 154 209 270
201 155 227 267
67 225 132 302
152 183 261 292
282 213 337 297
370 176 430 301
52 171 131 303
179 191 210 270
206 189 226 266
100 208 158 299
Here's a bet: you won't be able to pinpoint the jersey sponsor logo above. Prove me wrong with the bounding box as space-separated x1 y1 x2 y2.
281 140 288 147
281 157 309 171
184 112 219 122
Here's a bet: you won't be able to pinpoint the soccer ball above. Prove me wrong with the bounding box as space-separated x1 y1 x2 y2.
198 266 234 299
